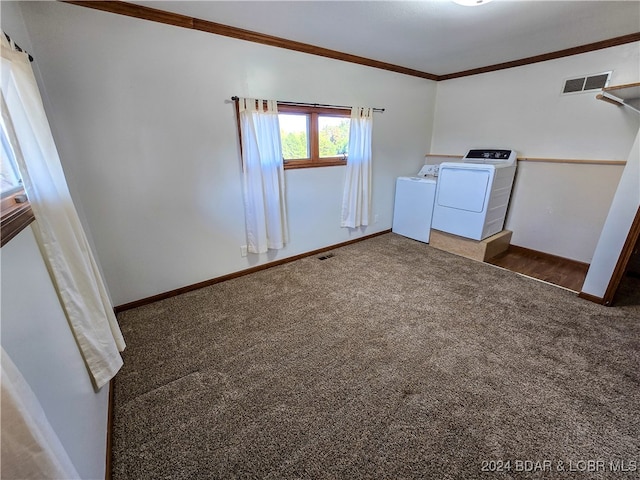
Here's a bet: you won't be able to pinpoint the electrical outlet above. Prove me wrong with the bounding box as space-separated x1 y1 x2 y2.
240 245 248 257
374 214 379 223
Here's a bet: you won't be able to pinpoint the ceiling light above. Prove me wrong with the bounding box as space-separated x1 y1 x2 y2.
453 0 494 6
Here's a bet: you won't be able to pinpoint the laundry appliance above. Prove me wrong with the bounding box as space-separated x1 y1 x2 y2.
431 149 517 241
392 165 438 243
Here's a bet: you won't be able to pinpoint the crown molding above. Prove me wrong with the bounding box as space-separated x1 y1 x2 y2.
440 32 640 81
62 1 438 80
62 1 639 82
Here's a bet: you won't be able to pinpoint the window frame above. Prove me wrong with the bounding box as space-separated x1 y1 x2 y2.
278 104 350 170
1 109 34 247
1 188 33 247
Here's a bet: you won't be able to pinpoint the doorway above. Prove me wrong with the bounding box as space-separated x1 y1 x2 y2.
605 207 640 306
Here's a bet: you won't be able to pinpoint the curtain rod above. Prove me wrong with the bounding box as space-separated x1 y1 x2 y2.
231 97 384 113
3 33 33 62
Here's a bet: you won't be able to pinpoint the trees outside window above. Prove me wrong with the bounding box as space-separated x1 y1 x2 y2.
278 105 350 169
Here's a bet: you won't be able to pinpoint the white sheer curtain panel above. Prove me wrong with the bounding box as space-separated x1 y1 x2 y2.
341 106 373 228
238 97 288 253
1 36 125 390
1 348 80 479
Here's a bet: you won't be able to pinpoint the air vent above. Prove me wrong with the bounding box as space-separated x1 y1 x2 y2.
584 73 610 91
563 77 586 94
317 253 335 260
562 71 611 95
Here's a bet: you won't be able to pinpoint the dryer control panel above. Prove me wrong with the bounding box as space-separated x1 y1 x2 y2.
463 149 517 166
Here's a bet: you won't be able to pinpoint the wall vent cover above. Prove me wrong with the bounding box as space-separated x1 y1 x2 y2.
562 71 611 95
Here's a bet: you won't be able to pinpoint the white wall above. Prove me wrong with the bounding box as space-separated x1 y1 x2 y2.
17 1 436 306
582 127 640 298
432 43 640 262
1 228 109 480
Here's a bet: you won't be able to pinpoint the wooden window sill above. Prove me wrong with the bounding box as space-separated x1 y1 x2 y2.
1 192 35 247
284 158 347 170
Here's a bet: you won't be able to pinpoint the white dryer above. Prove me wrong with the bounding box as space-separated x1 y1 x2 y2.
432 149 517 241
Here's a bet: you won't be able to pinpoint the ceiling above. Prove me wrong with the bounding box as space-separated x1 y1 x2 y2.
129 1 640 77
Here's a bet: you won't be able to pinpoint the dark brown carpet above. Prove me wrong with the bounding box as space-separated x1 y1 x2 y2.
112 233 639 479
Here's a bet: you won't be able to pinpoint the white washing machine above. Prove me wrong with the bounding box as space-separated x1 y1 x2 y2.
432 149 517 241
392 174 437 243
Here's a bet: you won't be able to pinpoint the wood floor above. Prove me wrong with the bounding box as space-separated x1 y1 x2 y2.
487 245 589 292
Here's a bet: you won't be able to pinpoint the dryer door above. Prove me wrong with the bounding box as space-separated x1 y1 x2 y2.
437 166 490 213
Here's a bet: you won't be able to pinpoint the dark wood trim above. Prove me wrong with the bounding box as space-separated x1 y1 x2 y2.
278 104 350 117
284 158 347 170
64 0 194 28
577 291 605 305
438 33 640 81
601 206 640 306
62 1 437 80
279 103 350 168
63 1 638 82
114 229 392 313
309 107 319 161
193 17 438 80
1 194 35 247
105 379 115 480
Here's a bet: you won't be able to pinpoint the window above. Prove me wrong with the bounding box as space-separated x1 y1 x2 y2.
278 105 350 169
1 123 23 197
1 116 33 247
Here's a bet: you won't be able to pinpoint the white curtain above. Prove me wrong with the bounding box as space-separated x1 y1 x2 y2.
238 97 288 253
1 36 125 390
341 106 373 228
1 347 80 479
